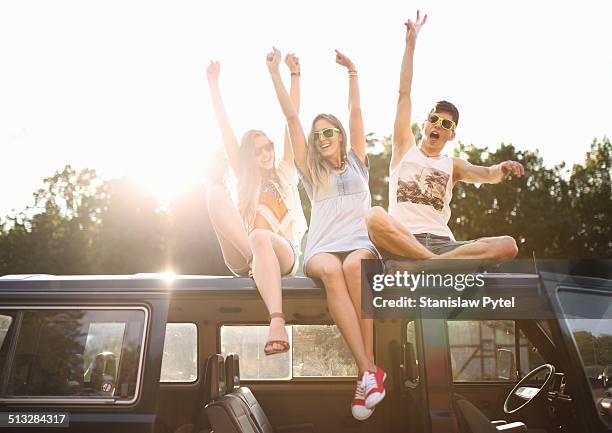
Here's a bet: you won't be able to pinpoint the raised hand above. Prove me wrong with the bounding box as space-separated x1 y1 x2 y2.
405 10 427 42
500 160 525 180
266 47 282 73
206 60 220 84
335 49 355 71
284 53 300 74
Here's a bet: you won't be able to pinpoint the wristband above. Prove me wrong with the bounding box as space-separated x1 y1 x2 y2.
291 72 300 77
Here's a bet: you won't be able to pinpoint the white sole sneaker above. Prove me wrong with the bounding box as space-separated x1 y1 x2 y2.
351 403 374 421
364 372 387 409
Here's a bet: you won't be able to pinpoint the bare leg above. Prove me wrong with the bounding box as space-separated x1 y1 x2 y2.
342 249 376 363
366 206 436 259
307 253 376 374
207 186 252 272
438 236 518 259
249 229 295 352
367 207 518 261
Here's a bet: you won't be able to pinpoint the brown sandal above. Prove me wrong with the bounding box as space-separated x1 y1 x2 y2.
264 312 290 356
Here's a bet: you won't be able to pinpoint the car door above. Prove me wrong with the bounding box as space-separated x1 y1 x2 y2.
543 271 612 433
0 276 169 433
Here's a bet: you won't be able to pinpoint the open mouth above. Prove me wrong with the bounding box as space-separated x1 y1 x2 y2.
319 143 331 149
430 131 440 140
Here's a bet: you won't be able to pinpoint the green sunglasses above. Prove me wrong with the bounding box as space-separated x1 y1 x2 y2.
313 127 340 141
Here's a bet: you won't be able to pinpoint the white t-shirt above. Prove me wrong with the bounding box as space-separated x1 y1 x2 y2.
389 146 455 240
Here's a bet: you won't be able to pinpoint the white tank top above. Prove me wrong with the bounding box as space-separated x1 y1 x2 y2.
389 146 455 240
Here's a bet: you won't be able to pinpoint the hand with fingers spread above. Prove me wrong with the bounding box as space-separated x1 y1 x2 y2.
500 161 525 180
266 47 282 73
284 53 300 75
405 9 427 43
335 49 356 71
206 60 221 84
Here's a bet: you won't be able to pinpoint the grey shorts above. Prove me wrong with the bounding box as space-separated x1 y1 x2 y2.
225 236 300 278
379 233 474 259
414 233 475 255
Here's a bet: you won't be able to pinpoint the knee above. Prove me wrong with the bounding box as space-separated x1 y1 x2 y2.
317 262 344 289
366 206 389 234
493 236 518 259
248 229 272 250
342 256 364 279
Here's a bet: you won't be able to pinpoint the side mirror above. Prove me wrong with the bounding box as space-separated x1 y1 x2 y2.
497 349 515 381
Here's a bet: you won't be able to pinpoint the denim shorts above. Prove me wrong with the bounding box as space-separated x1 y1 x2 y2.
413 233 475 255
379 233 474 259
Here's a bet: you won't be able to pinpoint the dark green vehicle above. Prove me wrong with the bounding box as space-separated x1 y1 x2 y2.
0 265 611 433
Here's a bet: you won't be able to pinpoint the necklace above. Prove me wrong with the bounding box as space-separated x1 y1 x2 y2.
335 158 348 174
418 146 442 159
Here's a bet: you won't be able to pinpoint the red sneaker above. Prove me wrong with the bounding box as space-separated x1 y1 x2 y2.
363 366 386 409
351 378 374 420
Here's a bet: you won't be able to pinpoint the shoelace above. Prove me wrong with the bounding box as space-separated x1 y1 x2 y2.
353 380 366 400
363 371 377 392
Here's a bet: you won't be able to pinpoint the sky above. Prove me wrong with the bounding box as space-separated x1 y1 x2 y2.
1 0 611 218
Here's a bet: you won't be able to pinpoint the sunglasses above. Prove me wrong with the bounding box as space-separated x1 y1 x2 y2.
254 142 274 157
427 114 456 131
313 127 340 141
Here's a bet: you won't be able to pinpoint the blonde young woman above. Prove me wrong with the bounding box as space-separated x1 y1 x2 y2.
205 57 307 355
266 48 385 420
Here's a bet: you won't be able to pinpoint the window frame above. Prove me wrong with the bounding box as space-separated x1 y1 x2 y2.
402 319 422 388
217 321 359 382
160 322 199 384
445 319 544 384
0 305 149 406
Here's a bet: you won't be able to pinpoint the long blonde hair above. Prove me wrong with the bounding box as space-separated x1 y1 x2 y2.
306 113 348 188
237 129 280 230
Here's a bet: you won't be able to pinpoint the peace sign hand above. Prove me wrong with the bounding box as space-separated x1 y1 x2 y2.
405 10 427 43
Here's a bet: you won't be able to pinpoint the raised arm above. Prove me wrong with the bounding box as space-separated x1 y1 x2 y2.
335 50 366 162
391 11 427 169
266 48 308 174
453 158 525 184
206 61 241 177
282 53 301 165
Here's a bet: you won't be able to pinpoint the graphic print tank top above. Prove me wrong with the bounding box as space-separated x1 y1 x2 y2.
388 146 455 240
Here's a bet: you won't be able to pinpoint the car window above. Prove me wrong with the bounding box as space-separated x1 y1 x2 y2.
559 290 612 420
447 320 544 382
0 308 146 403
160 323 197 383
0 315 12 349
220 324 357 380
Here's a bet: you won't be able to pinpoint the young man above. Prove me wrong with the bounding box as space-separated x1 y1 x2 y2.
366 11 524 260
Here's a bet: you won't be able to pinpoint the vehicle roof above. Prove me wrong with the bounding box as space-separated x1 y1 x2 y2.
0 273 320 292
0 273 541 293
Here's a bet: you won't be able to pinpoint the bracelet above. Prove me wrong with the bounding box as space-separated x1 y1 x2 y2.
348 69 357 74
291 72 300 77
